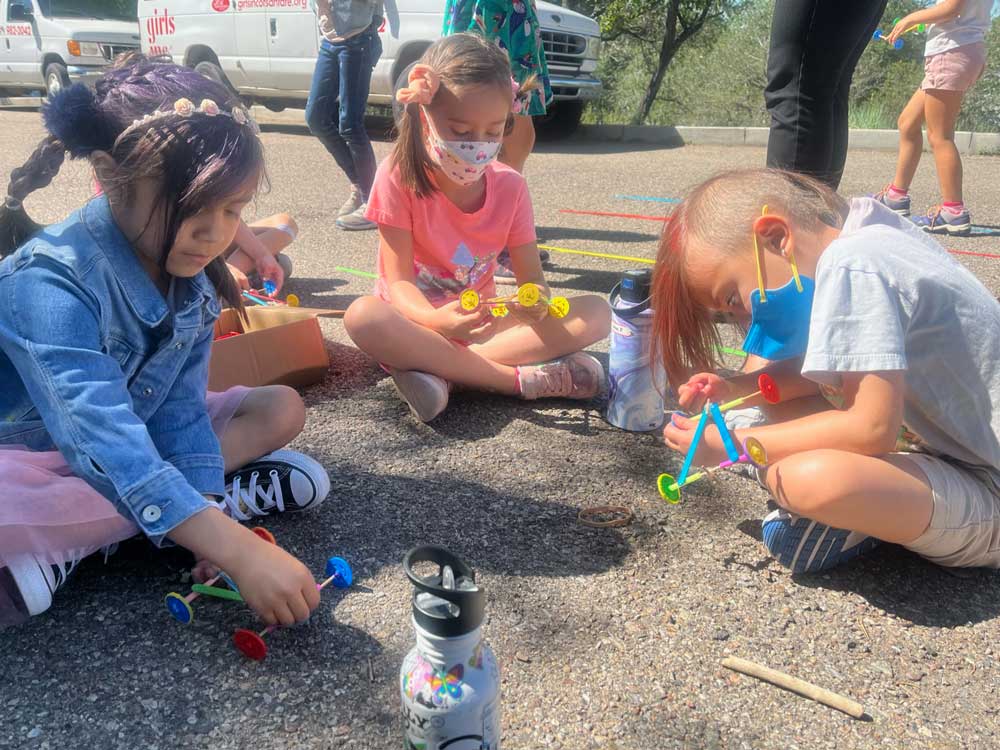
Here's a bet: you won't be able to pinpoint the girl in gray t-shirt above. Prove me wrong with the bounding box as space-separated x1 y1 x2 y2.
654 168 1000 573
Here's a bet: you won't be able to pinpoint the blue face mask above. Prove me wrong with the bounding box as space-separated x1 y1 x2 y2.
741 274 815 360
739 206 815 360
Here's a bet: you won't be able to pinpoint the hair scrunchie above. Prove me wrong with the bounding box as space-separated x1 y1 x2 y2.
395 64 441 106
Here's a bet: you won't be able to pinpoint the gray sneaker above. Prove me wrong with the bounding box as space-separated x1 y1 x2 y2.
276 252 293 281
870 186 911 217
336 203 377 231
518 352 605 401
338 186 363 218
391 369 449 422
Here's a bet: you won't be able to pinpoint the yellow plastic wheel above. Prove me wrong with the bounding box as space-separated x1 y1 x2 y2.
743 437 768 468
656 473 681 504
285 294 300 307
548 297 570 319
490 303 509 318
460 290 480 311
517 283 540 307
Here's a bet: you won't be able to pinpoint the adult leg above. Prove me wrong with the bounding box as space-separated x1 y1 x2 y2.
499 115 536 175
827 0 889 187
892 89 927 191
337 29 381 201
924 89 966 203
764 450 933 544
765 0 887 187
305 40 360 189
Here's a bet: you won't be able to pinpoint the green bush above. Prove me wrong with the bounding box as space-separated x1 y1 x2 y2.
585 0 1000 133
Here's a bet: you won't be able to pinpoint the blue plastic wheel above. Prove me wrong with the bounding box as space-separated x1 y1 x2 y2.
324 556 353 588
893 38 904 49
872 30 883 41
165 592 194 624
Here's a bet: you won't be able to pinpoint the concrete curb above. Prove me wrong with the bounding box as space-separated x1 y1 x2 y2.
578 124 1000 155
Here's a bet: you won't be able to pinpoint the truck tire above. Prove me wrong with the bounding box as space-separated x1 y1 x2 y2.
194 60 237 96
44 62 70 98
535 101 585 140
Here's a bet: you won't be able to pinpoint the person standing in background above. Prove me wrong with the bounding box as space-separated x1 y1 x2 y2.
443 0 553 280
307 0 384 231
764 0 889 189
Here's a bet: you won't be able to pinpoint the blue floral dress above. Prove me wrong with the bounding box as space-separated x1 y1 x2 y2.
442 0 554 116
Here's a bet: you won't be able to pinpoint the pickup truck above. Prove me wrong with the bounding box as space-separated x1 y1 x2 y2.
0 0 139 96
138 0 601 135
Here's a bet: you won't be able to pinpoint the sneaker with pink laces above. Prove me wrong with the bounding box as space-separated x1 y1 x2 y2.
517 352 605 401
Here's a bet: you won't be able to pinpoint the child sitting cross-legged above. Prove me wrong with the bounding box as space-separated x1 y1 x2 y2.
655 168 1000 573
343 34 611 423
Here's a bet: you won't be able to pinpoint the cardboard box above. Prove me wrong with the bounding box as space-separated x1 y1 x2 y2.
209 305 339 391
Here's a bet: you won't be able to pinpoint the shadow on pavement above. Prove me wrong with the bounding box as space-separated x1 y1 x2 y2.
283 275 359 310
734 529 1000 627
538 224 659 246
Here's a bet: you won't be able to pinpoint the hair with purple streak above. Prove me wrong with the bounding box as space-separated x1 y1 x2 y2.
0 54 266 311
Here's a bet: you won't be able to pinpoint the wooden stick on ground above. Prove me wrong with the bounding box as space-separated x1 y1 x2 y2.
722 656 866 719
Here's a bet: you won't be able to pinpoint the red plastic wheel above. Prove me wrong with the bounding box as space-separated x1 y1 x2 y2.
233 629 268 661
250 527 276 545
758 373 780 404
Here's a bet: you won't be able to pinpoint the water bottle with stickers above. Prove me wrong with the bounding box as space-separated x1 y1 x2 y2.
400 546 500 750
606 268 667 431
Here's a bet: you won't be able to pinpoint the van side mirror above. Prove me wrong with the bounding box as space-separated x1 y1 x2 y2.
9 4 33 22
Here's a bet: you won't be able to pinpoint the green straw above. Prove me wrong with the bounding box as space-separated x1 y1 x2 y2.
334 265 377 280
191 584 244 602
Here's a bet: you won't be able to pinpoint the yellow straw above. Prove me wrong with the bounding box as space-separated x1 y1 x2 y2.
538 243 654 265
753 205 768 303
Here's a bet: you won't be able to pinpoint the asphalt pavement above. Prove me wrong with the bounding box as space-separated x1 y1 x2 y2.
1 109 1000 750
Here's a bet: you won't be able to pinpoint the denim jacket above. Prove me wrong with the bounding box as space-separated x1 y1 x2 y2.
0 196 223 544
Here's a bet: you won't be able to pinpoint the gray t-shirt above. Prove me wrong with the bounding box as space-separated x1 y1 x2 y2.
925 0 993 56
802 198 1000 488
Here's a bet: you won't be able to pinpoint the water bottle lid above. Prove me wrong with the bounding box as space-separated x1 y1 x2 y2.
403 546 485 638
619 269 652 303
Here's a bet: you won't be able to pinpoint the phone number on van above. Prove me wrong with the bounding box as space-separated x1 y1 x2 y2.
1 24 33 36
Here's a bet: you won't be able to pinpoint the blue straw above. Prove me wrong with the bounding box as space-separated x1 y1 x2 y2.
615 194 681 204
242 291 269 306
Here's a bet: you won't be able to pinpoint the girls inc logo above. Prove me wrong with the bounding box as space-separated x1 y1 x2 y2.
212 0 230 11
145 8 176 52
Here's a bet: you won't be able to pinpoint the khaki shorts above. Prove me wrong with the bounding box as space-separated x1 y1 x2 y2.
922 42 987 92
902 453 1000 568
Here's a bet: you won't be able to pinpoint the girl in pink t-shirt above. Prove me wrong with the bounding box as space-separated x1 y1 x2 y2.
344 33 611 422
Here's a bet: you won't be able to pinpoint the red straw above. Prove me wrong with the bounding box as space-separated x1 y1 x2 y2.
559 208 671 222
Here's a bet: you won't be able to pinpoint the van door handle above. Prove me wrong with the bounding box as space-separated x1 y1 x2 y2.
270 18 277 37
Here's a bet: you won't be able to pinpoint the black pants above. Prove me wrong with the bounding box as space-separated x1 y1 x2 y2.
765 0 888 189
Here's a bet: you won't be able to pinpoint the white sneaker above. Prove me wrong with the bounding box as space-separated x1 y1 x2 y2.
4 551 84 617
338 186 363 218
336 203 377 231
221 450 330 522
390 369 449 423
517 352 605 401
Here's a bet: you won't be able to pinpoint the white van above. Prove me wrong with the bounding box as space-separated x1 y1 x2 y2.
138 0 601 135
0 0 140 96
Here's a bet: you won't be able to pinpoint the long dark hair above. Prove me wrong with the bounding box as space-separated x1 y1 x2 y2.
0 54 266 311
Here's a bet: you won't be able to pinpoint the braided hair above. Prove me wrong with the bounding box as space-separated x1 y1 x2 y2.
0 54 267 312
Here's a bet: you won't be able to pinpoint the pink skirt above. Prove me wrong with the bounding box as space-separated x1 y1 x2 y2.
0 387 251 567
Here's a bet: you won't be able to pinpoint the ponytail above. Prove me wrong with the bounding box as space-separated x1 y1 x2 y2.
393 103 436 198
0 136 68 258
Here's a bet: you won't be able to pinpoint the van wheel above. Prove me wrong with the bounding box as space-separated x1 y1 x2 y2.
44 63 70 98
194 61 237 96
535 101 585 140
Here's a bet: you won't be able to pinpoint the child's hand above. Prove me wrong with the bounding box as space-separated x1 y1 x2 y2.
255 254 285 293
887 15 913 45
226 538 320 627
663 412 728 466
431 300 496 342
509 296 549 324
677 372 730 413
227 262 251 291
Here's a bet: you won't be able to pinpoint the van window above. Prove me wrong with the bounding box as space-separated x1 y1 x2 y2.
35 0 137 22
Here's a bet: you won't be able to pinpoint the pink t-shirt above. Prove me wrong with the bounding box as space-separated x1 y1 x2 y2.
365 159 536 306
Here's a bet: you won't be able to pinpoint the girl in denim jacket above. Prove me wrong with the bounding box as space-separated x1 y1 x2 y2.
0 57 331 626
